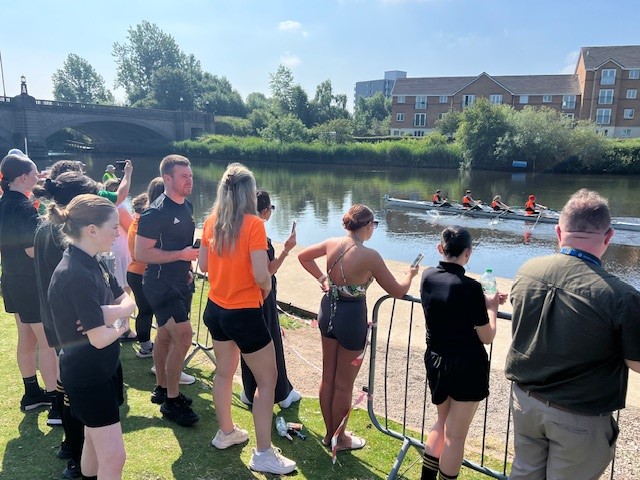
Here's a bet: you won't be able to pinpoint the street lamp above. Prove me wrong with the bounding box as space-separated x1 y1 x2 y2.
179 96 184 110
20 75 27 95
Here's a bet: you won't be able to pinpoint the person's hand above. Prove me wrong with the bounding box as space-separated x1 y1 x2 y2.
123 159 133 176
181 246 199 262
283 231 297 253
498 292 508 305
406 264 420 278
261 288 270 300
76 319 86 334
319 277 329 293
187 270 194 284
485 291 501 311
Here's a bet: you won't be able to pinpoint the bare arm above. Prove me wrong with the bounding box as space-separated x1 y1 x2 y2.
25 246 35 258
115 160 133 205
626 359 640 373
135 235 198 265
475 292 506 344
298 240 329 281
85 317 130 350
269 232 296 275
118 207 134 232
100 292 136 326
198 243 209 274
370 250 419 298
251 249 271 292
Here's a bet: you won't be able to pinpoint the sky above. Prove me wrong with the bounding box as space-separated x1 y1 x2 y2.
2 0 639 110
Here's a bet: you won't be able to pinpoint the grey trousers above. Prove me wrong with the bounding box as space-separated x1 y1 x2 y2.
509 383 618 480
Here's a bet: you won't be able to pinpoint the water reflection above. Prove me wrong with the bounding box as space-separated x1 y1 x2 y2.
51 155 640 290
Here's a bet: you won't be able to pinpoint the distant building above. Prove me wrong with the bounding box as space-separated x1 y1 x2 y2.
389 45 640 139
354 70 407 104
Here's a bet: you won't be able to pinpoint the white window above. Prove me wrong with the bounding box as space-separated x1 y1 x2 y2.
563 113 575 120
397 95 406 104
438 113 447 120
596 108 612 124
414 113 426 127
599 89 614 104
392 130 400 136
414 130 425 137
543 95 553 103
396 112 405 122
489 94 503 105
463 95 475 108
627 89 638 99
519 95 529 104
630 69 640 80
601 69 616 85
439 95 448 103
562 95 576 109
624 109 635 119
622 128 632 137
415 96 427 109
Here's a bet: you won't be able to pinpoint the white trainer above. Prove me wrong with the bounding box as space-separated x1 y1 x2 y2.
249 447 296 475
150 365 196 385
240 390 253 406
210 425 249 449
278 389 302 409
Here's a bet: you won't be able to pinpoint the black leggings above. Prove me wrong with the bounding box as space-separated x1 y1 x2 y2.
127 272 153 343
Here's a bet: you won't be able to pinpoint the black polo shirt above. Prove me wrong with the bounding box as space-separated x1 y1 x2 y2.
48 245 124 388
137 193 195 284
0 190 39 276
34 221 66 348
420 261 489 357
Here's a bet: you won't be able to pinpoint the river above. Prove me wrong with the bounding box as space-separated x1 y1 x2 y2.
41 154 640 290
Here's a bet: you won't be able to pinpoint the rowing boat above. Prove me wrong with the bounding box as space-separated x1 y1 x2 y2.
383 196 640 232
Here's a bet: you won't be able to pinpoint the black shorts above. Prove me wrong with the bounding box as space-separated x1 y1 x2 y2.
425 349 489 405
203 299 271 354
142 279 192 327
65 363 124 428
318 294 368 351
1 274 41 323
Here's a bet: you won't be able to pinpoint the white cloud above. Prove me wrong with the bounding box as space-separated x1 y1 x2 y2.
278 20 302 31
280 52 301 68
561 50 579 74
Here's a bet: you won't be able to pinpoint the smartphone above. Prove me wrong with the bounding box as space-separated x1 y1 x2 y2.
411 253 424 268
291 221 297 234
115 160 127 171
192 239 201 249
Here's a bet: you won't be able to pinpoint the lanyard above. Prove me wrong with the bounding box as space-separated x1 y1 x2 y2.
559 247 601 267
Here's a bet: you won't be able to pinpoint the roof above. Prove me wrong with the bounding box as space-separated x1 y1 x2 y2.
392 73 580 96
580 46 640 70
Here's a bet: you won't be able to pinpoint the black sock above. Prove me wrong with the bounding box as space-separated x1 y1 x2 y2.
23 375 42 396
437 469 458 480
421 452 439 480
62 391 84 462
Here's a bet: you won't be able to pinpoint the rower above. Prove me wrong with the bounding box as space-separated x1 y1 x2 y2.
462 190 482 210
491 195 513 213
524 194 548 215
432 189 451 207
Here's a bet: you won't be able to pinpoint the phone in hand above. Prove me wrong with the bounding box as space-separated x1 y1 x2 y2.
115 160 127 171
291 221 297 234
411 253 424 268
192 239 201 249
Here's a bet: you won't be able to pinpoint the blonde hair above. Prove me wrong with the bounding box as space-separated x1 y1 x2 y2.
210 163 257 255
48 194 116 241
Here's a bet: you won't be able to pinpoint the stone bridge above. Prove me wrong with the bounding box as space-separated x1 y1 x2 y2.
0 91 214 158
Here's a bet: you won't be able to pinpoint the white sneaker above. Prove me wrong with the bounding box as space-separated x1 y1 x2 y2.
249 447 296 475
210 425 249 449
240 390 252 406
278 389 302 409
150 365 196 385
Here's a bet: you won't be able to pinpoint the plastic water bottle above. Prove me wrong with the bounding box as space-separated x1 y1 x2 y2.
275 416 292 441
480 268 497 295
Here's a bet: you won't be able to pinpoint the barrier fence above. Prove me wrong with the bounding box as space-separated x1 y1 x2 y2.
366 294 624 480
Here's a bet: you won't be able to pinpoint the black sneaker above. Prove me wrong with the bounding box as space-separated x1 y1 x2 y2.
160 396 199 427
57 441 73 460
62 459 82 479
151 386 192 406
47 402 62 426
20 389 52 411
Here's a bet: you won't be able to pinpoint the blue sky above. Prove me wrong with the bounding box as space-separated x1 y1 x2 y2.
2 0 639 109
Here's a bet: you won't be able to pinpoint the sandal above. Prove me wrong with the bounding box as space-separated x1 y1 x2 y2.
336 435 366 452
119 330 137 342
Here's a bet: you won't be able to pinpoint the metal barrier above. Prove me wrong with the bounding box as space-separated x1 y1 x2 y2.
184 273 216 368
366 294 625 480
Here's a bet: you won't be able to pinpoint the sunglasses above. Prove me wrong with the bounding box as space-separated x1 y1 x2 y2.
368 220 379 229
270 205 276 211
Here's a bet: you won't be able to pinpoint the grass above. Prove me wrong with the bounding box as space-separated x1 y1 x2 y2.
0 279 498 479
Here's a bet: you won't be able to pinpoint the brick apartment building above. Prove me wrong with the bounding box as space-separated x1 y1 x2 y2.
389 45 640 139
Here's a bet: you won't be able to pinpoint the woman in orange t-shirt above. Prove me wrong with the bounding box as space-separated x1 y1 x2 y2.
198 163 296 475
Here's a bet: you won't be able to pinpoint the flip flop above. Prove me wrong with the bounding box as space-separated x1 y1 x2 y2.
336 435 366 452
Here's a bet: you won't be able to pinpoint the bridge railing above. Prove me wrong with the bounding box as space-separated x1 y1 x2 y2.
366 294 626 480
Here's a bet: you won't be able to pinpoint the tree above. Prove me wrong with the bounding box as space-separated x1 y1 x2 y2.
198 73 246 117
246 92 271 112
269 65 296 114
435 110 462 138
353 92 391 135
309 79 350 125
260 114 309 143
457 99 513 169
52 54 114 104
312 118 354 143
113 21 185 104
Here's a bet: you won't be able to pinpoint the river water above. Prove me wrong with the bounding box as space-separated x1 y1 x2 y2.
49 155 640 290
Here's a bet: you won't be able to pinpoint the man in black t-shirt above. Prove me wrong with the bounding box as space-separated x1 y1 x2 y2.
135 155 199 427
